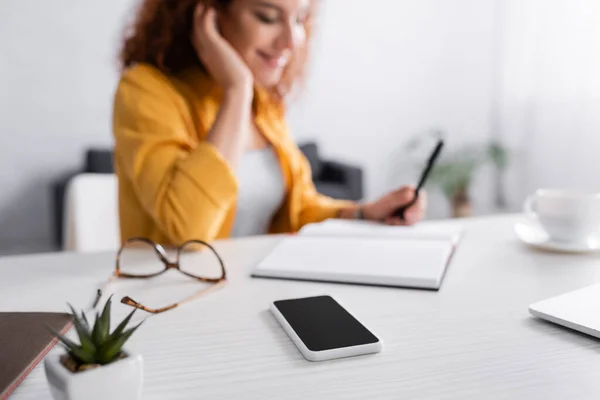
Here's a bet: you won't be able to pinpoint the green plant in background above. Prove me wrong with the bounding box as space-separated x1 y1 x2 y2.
49 297 142 372
406 131 509 217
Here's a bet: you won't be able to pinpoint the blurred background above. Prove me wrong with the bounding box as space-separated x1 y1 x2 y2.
1 0 599 255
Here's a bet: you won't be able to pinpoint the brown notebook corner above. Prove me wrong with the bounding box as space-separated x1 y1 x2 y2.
0 312 72 400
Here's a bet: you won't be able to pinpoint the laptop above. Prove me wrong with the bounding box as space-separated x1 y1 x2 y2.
529 283 600 339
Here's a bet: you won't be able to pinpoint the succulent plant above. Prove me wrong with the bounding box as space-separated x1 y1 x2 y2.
50 297 142 370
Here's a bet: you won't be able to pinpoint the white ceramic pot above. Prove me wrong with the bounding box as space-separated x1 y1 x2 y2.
44 353 143 400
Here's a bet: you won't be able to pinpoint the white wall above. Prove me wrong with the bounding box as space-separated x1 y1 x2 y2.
498 0 600 205
0 0 137 253
287 0 499 216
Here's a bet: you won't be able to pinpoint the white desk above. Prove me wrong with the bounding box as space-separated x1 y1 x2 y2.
4 215 600 399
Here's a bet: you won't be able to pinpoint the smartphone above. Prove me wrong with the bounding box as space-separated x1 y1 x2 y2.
270 295 383 362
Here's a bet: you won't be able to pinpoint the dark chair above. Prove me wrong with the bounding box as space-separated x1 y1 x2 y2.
52 144 363 248
298 142 363 201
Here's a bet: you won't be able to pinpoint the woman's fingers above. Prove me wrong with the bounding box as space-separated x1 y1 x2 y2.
383 190 427 226
190 3 252 90
192 4 205 50
201 6 218 38
385 216 409 226
193 4 218 49
403 193 427 224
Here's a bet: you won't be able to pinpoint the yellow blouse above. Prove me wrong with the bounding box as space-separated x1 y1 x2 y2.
112 64 354 246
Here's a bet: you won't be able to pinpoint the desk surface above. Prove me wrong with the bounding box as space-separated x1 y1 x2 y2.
4 215 600 400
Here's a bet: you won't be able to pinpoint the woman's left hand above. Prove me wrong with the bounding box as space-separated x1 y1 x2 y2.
362 185 427 226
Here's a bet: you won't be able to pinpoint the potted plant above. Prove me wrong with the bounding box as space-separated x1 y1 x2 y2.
405 132 509 218
44 297 143 400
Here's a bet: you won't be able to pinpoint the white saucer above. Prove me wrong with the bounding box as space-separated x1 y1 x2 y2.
514 219 600 253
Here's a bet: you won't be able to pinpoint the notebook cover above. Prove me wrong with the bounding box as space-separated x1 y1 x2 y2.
0 312 72 400
252 237 457 290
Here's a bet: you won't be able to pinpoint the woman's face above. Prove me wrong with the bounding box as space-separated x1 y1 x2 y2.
218 0 310 89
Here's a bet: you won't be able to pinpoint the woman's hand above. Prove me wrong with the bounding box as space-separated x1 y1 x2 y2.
362 185 427 226
191 4 253 91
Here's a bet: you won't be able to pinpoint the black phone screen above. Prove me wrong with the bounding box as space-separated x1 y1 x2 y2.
273 295 379 351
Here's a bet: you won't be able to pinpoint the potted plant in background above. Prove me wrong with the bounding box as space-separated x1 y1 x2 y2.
45 297 143 400
405 132 509 218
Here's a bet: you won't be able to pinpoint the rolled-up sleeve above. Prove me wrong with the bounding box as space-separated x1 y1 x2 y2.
113 66 237 244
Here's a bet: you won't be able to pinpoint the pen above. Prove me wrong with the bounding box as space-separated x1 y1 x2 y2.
393 139 444 220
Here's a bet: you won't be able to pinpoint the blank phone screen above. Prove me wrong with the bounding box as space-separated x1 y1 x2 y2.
273 295 379 351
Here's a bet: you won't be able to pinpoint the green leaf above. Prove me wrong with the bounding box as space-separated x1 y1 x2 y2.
66 347 96 366
48 327 95 365
97 322 142 365
81 311 90 330
67 304 96 355
92 296 112 346
91 311 100 343
47 326 78 352
489 142 509 170
110 308 137 340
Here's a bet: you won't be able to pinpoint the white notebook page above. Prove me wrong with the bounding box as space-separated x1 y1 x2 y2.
299 219 463 243
253 220 461 289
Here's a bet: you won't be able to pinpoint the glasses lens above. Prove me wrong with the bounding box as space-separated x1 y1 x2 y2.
178 241 224 280
118 238 165 277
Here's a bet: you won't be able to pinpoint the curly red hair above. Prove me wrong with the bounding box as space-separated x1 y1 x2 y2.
120 0 313 99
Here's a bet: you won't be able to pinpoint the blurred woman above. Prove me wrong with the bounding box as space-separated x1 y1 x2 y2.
113 0 427 245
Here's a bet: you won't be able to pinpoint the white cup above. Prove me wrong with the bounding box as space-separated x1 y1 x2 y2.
524 189 600 243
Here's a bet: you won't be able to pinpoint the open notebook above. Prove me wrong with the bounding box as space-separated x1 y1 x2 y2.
253 220 463 290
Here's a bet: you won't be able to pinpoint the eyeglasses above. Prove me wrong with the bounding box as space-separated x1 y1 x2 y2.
103 237 227 314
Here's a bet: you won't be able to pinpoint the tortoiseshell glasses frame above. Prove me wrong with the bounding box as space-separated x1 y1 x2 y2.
109 237 227 314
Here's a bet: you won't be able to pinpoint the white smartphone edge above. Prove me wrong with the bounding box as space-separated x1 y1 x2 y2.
269 296 383 362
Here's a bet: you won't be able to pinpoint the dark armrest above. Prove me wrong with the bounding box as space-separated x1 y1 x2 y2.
299 142 323 178
52 171 80 248
319 161 364 201
85 149 114 173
